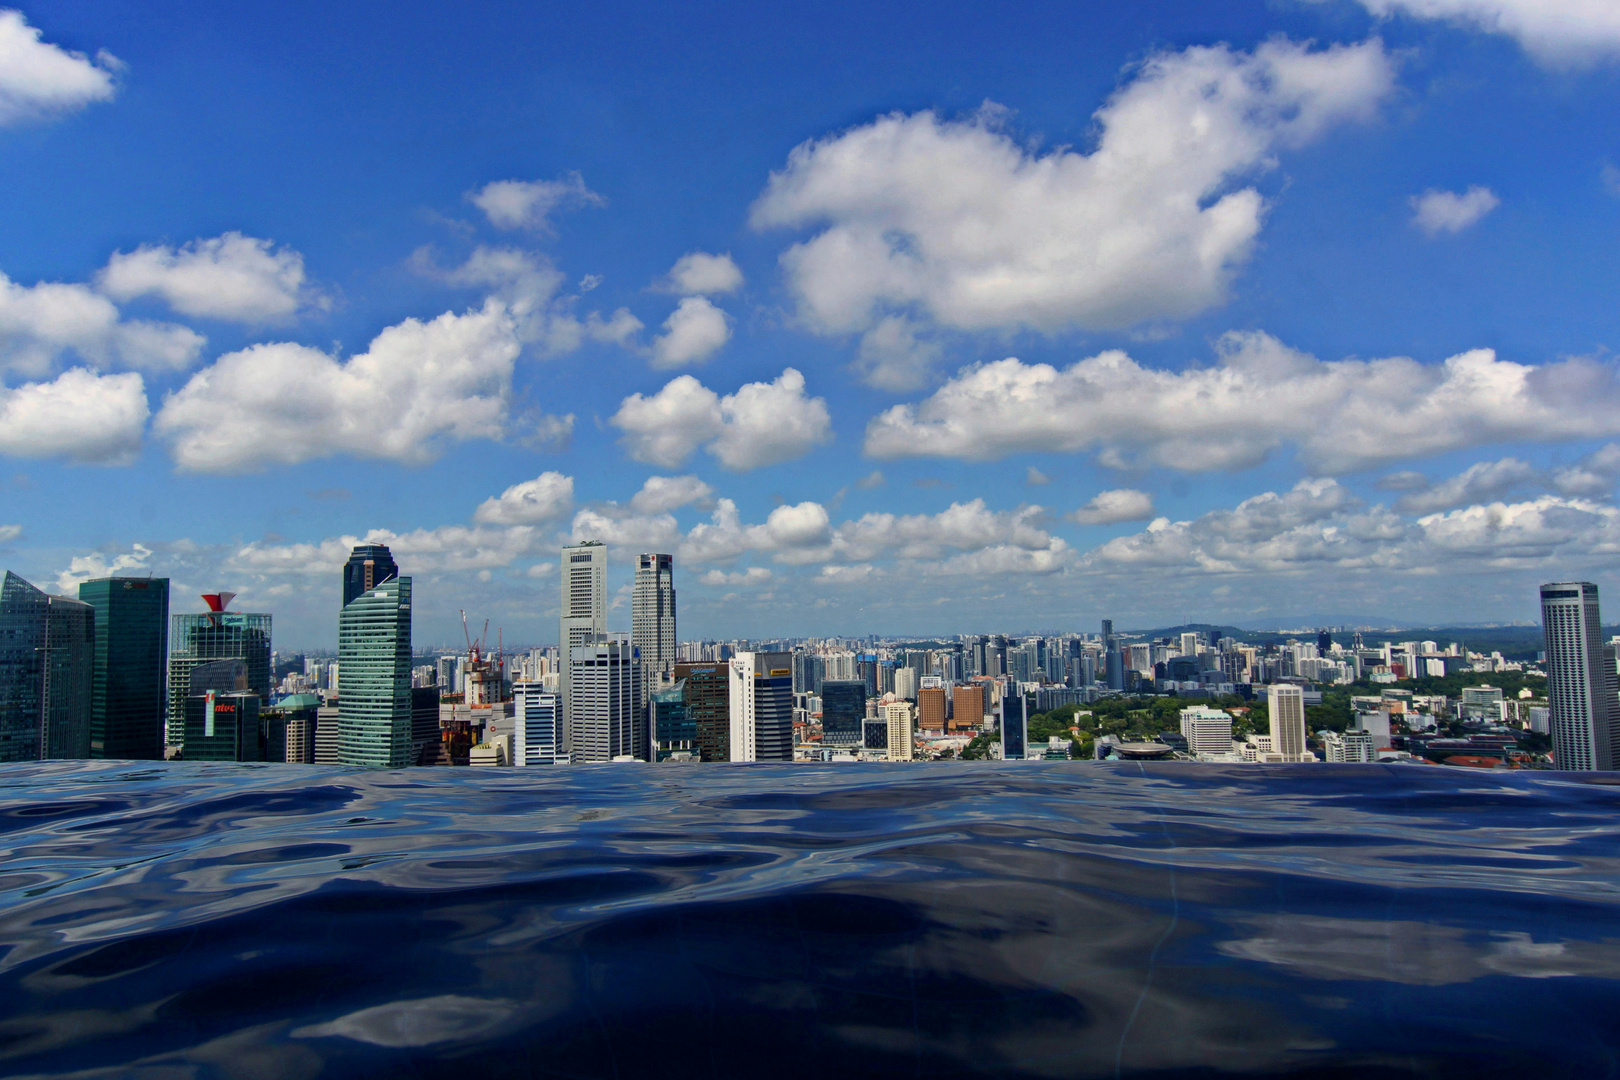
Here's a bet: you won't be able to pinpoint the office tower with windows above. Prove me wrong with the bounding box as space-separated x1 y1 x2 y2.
167 594 271 750
411 686 439 766
513 681 562 765
675 662 730 761
78 577 168 760
1179 706 1234 754
651 680 696 761
820 679 866 746
953 683 985 730
1 573 96 762
1267 685 1307 761
1541 581 1617 771
1002 690 1027 760
560 541 607 752
632 553 676 680
1101 619 1114 652
884 701 915 761
182 659 261 762
728 651 793 762
337 572 414 768
918 685 947 732
342 544 399 609
569 635 642 762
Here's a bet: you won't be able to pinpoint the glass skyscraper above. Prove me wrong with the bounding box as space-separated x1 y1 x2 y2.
78 577 169 760
338 569 413 768
342 544 399 609
820 679 866 747
1541 581 1617 771
167 606 271 749
0 572 94 762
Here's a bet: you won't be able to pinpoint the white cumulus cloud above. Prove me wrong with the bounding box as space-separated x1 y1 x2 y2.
0 10 119 126
0 368 148 464
611 368 832 471
1410 186 1500 236
702 567 773 586
0 271 203 376
630 474 714 514
661 252 743 295
1071 489 1156 525
652 296 731 368
414 246 642 356
0 524 19 543
864 331 1620 474
472 471 574 526
1393 457 1538 513
750 37 1394 378
467 174 605 232
98 232 321 323
155 300 521 472
1351 0 1620 66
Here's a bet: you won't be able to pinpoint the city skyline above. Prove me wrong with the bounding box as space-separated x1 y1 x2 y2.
4 3 1620 645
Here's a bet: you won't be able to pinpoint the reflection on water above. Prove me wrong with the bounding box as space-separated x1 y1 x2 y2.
2 760 1619 1078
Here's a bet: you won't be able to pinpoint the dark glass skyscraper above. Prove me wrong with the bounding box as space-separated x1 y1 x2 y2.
78 577 169 760
342 544 399 609
1002 690 1028 761
0 572 93 762
820 679 866 746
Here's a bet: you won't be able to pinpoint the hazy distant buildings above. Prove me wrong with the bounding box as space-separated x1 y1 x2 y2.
728 651 792 762
560 541 607 754
632 553 676 679
570 635 642 762
1540 581 1617 771
78 577 168 761
337 548 414 768
1267 685 1307 761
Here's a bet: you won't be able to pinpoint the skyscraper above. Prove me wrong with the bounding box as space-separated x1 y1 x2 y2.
167 594 271 750
1002 689 1027 761
342 544 399 609
569 635 643 762
675 661 729 761
728 651 792 762
1541 581 1617 771
560 540 607 754
513 681 562 765
338 553 413 768
884 700 914 761
1267 685 1306 761
632 553 676 679
0 573 93 762
78 577 169 760
820 679 866 746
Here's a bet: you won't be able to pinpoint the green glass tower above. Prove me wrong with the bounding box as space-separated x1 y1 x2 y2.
337 567 413 767
78 577 169 760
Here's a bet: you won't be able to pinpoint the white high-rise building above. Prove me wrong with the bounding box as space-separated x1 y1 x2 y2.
1267 685 1307 761
884 701 915 761
727 651 793 762
632 553 676 679
1540 581 1618 771
1324 729 1375 763
1178 706 1233 754
513 682 562 765
568 636 643 762
1179 632 1200 657
560 541 608 754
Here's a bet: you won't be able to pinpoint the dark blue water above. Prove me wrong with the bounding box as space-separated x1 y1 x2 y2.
3 761 1620 1079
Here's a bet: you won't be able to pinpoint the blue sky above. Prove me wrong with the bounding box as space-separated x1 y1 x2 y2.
3 0 1620 648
